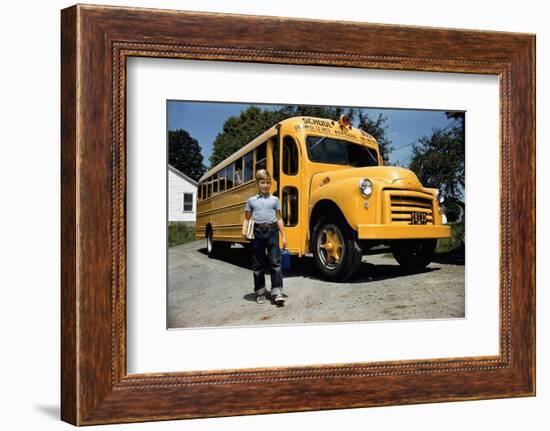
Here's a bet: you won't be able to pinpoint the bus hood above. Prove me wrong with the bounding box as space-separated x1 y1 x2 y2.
313 166 423 189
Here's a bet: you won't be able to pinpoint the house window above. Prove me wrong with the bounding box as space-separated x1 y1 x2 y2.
183 193 193 212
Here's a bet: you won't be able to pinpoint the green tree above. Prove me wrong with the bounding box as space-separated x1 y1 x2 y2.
209 106 287 167
409 119 465 222
357 112 393 164
279 104 354 121
210 105 363 167
168 129 206 181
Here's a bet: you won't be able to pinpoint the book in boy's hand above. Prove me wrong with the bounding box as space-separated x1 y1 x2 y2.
245 219 255 239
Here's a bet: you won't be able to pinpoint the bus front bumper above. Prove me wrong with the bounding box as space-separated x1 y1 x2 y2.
357 224 452 240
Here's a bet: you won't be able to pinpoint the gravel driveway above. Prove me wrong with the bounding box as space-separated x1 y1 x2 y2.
167 240 465 328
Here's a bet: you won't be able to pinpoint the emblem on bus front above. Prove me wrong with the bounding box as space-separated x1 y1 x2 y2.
410 211 427 225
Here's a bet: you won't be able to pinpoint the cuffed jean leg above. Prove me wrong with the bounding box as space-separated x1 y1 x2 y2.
267 228 283 296
251 235 268 292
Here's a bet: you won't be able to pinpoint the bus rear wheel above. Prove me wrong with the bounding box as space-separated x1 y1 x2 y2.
312 213 362 282
391 239 437 272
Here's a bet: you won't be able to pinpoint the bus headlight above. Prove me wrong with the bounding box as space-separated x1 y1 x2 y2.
437 189 445 205
359 178 373 198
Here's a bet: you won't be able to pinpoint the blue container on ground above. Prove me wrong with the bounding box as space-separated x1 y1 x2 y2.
281 248 291 272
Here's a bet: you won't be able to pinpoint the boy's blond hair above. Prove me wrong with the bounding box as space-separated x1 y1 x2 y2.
255 169 271 182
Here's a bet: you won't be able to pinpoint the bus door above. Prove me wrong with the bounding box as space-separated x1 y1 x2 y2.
278 135 301 254
269 137 279 196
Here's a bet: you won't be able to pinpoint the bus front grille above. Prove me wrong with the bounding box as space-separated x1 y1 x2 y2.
388 192 434 225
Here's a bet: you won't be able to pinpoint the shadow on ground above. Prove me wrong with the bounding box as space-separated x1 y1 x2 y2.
243 292 289 303
198 245 440 283
197 245 251 270
349 262 438 284
433 244 465 266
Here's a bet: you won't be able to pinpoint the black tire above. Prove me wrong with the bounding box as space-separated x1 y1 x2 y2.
390 239 437 271
206 228 231 258
311 212 362 282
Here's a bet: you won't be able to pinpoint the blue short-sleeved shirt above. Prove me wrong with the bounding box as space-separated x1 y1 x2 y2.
245 193 281 224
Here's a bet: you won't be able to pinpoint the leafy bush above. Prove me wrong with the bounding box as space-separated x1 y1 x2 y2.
168 224 196 247
435 221 465 254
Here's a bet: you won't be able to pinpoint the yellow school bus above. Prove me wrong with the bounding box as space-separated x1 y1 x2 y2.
196 115 451 281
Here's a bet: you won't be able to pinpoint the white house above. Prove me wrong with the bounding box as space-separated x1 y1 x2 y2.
168 165 198 224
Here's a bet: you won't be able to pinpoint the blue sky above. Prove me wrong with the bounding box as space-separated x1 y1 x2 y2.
167 101 461 168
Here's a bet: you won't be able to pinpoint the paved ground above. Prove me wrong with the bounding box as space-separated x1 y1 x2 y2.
167 240 465 329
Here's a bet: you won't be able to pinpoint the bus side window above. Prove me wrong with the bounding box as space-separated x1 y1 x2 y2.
283 136 299 175
226 164 234 189
212 172 219 194
282 187 298 226
234 158 243 186
207 178 212 198
198 183 202 201
255 141 267 173
244 152 253 182
219 168 226 193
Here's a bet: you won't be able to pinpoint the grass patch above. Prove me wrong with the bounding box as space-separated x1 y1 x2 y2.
168 224 196 247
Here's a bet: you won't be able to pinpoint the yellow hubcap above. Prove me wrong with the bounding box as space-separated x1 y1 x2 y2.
320 228 343 265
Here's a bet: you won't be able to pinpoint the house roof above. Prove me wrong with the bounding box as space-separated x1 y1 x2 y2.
168 165 199 186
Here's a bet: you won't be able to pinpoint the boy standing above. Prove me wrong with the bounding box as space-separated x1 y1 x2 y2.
242 170 287 306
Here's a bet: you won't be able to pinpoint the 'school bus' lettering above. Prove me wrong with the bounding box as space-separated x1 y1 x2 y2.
196 115 451 282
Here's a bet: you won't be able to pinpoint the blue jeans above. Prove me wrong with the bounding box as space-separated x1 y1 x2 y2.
251 225 283 296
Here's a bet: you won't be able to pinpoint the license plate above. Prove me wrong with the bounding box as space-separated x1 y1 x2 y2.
410 211 427 225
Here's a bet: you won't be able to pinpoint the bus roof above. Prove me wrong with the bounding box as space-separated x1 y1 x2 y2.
198 116 379 183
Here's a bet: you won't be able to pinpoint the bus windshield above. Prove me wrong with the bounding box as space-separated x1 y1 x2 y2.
306 136 379 167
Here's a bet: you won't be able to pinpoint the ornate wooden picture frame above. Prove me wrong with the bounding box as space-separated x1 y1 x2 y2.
61 4 535 425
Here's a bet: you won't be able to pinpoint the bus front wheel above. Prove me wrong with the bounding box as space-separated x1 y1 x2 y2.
391 239 437 272
312 213 362 282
